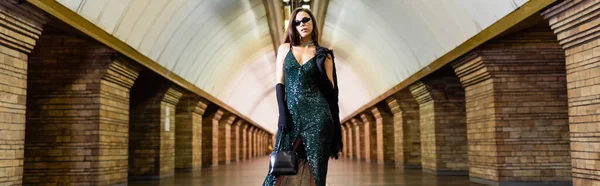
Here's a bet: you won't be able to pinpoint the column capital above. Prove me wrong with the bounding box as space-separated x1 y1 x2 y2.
351 118 362 126
360 112 375 123
0 1 48 54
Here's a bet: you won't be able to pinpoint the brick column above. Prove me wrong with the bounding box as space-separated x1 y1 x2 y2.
202 108 223 167
242 124 249 160
341 125 347 158
543 2 600 185
218 113 235 164
129 73 183 180
371 106 396 165
409 68 468 175
452 25 571 185
253 129 258 158
175 95 208 171
259 131 264 156
261 132 266 156
233 120 242 162
351 118 364 160
387 90 421 169
360 113 377 163
344 122 354 159
26 33 141 185
249 127 255 159
0 2 45 185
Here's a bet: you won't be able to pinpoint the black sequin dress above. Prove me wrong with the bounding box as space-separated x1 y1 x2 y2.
263 48 334 186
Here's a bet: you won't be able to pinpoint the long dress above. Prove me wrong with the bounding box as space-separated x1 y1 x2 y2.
262 48 334 186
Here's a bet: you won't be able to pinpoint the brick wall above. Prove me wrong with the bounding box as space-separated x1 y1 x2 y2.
233 120 242 162
386 98 405 167
409 68 468 175
175 94 208 171
372 105 396 165
344 123 354 159
542 2 600 185
341 125 347 158
452 25 571 184
202 107 222 167
242 124 248 160
0 1 45 185
386 90 421 169
218 114 235 164
396 89 421 168
248 128 255 159
26 34 140 185
351 119 364 160
129 72 182 179
361 113 377 163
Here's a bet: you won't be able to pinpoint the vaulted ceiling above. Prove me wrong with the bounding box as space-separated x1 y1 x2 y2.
55 0 529 133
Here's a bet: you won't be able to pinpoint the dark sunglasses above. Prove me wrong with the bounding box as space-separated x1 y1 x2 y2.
293 17 311 26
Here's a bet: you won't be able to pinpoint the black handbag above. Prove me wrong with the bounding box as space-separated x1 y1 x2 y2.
268 131 298 176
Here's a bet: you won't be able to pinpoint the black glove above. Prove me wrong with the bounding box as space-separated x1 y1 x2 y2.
276 83 290 132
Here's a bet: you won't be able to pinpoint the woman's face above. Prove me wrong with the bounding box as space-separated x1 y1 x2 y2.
294 11 313 39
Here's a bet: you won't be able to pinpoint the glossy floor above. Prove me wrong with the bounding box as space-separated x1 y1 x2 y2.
129 157 483 186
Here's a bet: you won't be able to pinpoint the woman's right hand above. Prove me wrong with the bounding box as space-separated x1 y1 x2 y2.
278 113 289 132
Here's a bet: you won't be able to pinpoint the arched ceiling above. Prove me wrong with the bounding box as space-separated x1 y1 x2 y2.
55 0 528 133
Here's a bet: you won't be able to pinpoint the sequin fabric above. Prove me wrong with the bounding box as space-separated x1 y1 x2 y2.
263 48 334 186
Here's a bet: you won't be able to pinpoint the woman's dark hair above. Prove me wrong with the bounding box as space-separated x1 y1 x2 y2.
283 8 319 47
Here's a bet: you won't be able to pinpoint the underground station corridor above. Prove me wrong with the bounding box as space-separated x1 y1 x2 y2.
1 0 599 186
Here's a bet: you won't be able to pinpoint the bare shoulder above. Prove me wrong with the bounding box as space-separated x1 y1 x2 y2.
278 43 290 53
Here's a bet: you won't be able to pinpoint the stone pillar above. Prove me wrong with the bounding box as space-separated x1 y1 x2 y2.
26 33 141 185
361 113 377 163
202 108 223 167
341 125 347 158
262 132 267 156
254 129 258 158
175 95 208 171
249 127 255 159
259 131 264 156
351 118 364 160
0 2 45 185
233 120 242 162
372 106 396 165
409 67 468 175
344 122 354 159
129 72 183 180
242 124 249 160
218 113 235 164
452 23 571 185
542 2 600 185
387 90 421 169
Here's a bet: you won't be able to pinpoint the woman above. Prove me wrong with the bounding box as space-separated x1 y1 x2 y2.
263 8 342 186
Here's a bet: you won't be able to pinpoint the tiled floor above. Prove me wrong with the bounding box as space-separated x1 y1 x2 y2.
129 157 483 186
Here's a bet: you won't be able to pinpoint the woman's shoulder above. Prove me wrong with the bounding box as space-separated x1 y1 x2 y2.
278 43 291 51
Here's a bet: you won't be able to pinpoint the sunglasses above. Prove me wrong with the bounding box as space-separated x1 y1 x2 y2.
293 17 311 26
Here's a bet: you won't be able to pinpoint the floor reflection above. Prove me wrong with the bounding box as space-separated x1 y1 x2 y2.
128 157 483 186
